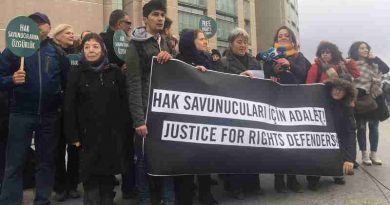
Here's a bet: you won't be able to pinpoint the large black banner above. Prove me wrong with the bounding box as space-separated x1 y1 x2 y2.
146 59 343 176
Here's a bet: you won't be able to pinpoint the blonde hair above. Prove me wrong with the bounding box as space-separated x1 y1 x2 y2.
52 24 73 44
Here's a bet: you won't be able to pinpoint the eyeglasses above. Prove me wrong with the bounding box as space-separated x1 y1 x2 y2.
122 21 132 26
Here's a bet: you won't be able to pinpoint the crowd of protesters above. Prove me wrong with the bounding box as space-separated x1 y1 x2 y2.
0 1 389 205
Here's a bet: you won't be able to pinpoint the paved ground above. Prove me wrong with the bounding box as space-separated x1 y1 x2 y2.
23 120 390 205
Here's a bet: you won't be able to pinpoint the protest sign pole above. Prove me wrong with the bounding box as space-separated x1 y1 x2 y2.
19 57 25 71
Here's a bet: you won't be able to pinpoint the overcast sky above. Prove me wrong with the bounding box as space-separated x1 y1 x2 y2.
298 0 390 65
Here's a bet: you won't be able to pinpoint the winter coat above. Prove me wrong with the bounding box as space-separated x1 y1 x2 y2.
371 57 389 74
0 91 8 143
125 27 171 127
220 50 261 75
306 59 360 84
0 38 69 115
64 62 129 180
264 52 311 84
324 79 357 162
100 27 125 67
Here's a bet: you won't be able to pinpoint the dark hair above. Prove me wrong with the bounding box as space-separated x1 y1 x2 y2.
109 10 128 27
163 17 173 31
81 33 105 52
348 41 371 61
315 41 343 64
211 49 221 58
273 26 297 48
143 0 166 17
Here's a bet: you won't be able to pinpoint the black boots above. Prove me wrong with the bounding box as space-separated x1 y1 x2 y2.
275 175 303 193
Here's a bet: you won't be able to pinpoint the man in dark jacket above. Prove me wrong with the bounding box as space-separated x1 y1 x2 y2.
0 90 7 193
0 12 69 205
100 9 137 200
125 1 174 205
101 9 131 70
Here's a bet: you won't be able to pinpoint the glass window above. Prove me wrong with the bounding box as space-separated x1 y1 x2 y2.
244 20 251 44
216 14 237 41
179 0 207 7
178 6 205 33
112 0 123 10
217 41 229 54
216 0 237 15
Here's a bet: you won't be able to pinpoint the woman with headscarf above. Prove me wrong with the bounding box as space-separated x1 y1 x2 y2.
174 29 219 205
64 33 130 205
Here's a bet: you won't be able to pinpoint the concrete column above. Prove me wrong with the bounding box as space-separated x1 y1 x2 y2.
166 0 178 37
103 0 113 30
123 0 145 28
249 0 257 54
237 0 244 29
207 0 217 50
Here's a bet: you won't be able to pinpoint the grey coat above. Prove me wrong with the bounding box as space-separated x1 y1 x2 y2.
220 50 261 75
125 27 171 127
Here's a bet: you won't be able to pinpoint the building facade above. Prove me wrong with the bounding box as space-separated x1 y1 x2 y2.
255 0 300 52
0 0 257 54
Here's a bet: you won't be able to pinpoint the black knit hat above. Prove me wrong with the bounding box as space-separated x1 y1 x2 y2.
143 0 166 17
28 12 51 25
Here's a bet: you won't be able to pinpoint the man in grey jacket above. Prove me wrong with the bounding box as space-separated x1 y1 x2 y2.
125 1 173 205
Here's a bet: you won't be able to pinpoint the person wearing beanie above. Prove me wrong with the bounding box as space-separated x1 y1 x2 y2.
125 1 174 205
0 12 69 205
28 12 51 40
64 33 130 205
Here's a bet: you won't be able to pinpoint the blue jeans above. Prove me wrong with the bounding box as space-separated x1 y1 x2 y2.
135 137 175 205
356 118 379 152
0 113 59 205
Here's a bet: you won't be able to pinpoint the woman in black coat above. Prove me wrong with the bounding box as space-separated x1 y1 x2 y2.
64 33 129 205
306 79 356 190
262 26 311 193
174 29 218 205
